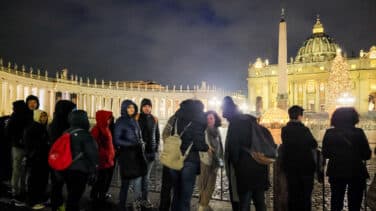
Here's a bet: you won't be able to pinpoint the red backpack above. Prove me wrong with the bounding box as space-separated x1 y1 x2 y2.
48 129 83 171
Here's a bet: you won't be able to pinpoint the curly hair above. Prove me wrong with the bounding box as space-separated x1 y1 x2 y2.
331 107 359 128
205 110 222 128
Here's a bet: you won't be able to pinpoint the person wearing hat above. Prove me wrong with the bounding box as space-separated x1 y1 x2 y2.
280 105 318 211
134 98 160 208
222 96 268 211
26 95 40 111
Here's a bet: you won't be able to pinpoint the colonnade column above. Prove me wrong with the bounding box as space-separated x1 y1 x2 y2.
293 82 297 105
0 81 4 115
153 98 159 118
44 89 50 115
16 85 24 100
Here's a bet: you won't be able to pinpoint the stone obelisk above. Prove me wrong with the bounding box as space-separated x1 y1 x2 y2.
277 8 288 110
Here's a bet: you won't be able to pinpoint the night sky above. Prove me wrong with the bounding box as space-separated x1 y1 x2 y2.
0 0 375 92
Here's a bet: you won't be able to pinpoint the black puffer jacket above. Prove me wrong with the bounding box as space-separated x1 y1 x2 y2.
173 100 209 164
24 121 49 162
322 127 371 179
226 112 269 192
6 100 33 148
138 113 160 161
66 110 98 174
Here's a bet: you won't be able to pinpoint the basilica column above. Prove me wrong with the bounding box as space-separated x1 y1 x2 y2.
303 83 307 109
315 83 320 112
263 80 269 109
293 82 298 105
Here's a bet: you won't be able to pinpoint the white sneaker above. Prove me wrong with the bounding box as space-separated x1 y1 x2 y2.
141 199 153 208
32 204 46 210
14 200 26 207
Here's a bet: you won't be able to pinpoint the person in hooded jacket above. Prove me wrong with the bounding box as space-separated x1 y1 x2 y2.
134 98 160 208
90 110 115 201
26 95 40 111
222 96 268 211
114 100 144 211
48 100 76 211
6 100 33 205
170 99 210 211
62 110 98 211
24 110 50 210
322 107 371 211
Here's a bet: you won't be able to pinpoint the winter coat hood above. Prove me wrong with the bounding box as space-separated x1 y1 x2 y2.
13 100 29 114
11 100 33 124
26 95 40 109
121 100 138 118
33 109 47 123
68 110 90 131
54 100 76 119
8 100 33 148
96 110 113 129
221 96 239 120
48 100 76 143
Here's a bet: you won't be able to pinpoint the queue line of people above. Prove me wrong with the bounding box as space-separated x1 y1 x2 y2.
0 94 374 211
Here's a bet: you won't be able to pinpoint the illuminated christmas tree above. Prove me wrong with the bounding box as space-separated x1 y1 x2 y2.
326 49 352 114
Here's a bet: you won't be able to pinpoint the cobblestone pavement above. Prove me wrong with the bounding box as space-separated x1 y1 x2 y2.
1 148 375 211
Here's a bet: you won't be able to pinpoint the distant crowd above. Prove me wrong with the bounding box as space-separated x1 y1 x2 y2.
0 95 374 211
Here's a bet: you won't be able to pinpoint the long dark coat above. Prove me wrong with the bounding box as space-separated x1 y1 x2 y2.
225 113 269 194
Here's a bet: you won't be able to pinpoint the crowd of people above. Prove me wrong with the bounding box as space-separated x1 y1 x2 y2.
0 94 374 211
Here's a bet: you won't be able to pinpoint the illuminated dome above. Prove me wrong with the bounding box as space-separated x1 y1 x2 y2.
295 16 339 63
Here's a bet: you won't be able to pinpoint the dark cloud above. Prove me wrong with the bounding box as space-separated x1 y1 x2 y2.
0 0 375 91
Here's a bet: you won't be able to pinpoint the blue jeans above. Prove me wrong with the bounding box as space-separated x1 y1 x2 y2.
170 162 200 211
134 160 154 200
239 190 266 211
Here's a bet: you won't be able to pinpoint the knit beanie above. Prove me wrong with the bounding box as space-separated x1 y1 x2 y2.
141 98 152 108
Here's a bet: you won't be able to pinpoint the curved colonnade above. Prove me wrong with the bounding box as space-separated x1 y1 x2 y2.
0 62 245 121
